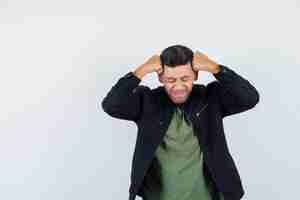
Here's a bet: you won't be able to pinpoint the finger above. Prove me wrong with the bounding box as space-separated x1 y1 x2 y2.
156 71 162 78
195 50 203 56
157 68 163 75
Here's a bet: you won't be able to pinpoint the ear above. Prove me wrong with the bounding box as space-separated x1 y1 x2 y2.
158 73 163 83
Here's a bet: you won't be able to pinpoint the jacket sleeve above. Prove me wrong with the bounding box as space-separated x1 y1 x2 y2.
208 64 260 118
101 71 148 122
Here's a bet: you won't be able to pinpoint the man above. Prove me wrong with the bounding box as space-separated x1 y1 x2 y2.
101 45 260 200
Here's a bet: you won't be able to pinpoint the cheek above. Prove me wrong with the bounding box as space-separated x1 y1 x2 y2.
164 83 172 89
164 81 193 90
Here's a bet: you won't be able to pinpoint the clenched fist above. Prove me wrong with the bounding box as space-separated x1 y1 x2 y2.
192 51 220 74
142 54 163 75
133 54 163 80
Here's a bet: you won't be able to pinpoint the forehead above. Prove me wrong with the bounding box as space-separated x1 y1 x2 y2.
163 63 194 78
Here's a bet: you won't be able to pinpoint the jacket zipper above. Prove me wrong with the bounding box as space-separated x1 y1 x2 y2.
135 131 167 194
197 103 208 115
193 103 222 194
134 108 173 194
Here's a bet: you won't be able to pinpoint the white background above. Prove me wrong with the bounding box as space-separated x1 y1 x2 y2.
0 0 299 199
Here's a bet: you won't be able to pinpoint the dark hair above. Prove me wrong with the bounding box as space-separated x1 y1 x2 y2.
160 44 195 74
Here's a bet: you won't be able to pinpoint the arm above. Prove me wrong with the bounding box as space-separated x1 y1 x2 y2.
208 64 260 118
101 54 162 122
101 69 149 122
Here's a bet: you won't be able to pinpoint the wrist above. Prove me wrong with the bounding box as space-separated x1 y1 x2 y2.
133 65 148 80
210 63 221 74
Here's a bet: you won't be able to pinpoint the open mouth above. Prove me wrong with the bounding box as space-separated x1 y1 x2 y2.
172 91 186 97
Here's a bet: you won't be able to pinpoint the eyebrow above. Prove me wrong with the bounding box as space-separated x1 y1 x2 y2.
166 75 191 79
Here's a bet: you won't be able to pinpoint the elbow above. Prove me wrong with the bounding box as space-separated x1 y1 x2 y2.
101 96 124 118
248 88 260 108
101 97 112 114
101 99 118 117
254 89 260 105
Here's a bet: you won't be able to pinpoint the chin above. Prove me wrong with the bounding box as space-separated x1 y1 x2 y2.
171 96 188 104
166 90 191 104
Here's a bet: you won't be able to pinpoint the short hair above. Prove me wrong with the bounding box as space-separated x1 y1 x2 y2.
160 44 195 74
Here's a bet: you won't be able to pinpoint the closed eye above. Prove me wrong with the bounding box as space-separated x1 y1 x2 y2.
165 76 193 83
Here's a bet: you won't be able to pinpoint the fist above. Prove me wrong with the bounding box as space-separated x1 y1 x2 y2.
142 54 163 75
192 51 219 72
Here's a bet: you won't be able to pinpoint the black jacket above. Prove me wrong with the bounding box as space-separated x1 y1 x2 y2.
101 64 260 200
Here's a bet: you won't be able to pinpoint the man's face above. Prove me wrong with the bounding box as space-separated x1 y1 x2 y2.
159 63 197 105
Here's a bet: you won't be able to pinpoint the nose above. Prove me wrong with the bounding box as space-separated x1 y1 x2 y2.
175 79 184 85
173 80 186 90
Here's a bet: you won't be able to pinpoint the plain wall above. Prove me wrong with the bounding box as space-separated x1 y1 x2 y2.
0 0 299 199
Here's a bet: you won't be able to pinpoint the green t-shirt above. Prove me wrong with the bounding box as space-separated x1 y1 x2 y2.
142 106 224 200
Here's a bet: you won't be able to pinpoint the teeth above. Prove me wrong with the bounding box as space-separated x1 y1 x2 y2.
173 91 185 94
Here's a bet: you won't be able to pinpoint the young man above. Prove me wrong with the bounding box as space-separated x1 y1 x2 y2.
101 45 260 200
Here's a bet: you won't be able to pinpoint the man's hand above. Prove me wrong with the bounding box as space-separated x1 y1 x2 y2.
133 54 163 80
192 51 220 74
